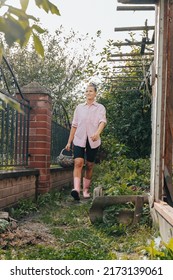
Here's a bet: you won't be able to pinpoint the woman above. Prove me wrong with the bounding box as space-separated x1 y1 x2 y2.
65 82 107 200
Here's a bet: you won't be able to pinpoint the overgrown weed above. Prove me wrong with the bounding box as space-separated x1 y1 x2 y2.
0 156 167 260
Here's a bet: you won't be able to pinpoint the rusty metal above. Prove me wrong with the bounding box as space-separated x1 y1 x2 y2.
89 194 148 224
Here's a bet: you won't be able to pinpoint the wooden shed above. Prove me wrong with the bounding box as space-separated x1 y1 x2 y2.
116 0 173 242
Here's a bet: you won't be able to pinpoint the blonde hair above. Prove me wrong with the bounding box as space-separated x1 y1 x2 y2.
88 82 97 92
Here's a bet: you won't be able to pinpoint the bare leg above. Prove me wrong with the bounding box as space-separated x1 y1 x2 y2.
85 160 95 180
74 158 84 179
83 161 95 198
71 158 84 200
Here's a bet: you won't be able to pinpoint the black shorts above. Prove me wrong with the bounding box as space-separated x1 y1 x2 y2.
73 138 99 163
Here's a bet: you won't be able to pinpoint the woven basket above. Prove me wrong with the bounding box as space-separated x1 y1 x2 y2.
56 148 74 168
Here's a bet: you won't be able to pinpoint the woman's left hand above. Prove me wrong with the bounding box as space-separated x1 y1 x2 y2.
90 133 100 142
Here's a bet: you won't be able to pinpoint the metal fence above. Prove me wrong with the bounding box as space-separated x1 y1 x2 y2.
0 56 71 167
51 121 70 164
0 56 30 167
51 103 71 164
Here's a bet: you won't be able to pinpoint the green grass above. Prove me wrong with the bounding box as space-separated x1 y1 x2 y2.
0 188 158 260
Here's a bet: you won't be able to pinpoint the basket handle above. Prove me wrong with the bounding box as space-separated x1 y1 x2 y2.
60 148 73 156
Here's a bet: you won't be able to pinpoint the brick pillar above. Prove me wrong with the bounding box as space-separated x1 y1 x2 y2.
21 81 52 193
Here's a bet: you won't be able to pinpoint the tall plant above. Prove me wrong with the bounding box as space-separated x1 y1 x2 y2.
96 37 152 159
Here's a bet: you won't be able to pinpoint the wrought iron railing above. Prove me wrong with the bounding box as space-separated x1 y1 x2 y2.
0 56 30 167
51 101 71 164
0 56 71 166
51 121 70 164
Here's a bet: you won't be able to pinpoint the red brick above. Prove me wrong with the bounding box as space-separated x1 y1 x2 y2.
36 128 48 135
36 115 51 122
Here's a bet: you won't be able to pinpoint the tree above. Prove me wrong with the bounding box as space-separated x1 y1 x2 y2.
3 27 98 124
0 0 60 109
100 88 151 159
96 37 152 158
0 0 60 59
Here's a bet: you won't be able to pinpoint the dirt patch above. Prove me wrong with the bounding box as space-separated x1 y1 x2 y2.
0 218 56 248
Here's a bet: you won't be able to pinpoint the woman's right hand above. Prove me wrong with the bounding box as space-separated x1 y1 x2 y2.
65 143 71 151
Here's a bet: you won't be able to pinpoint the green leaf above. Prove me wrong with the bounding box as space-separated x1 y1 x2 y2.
163 238 173 251
8 6 38 21
0 45 3 63
20 0 29 11
35 0 48 12
35 0 60 15
4 16 26 46
33 33 44 57
0 0 6 9
8 6 28 19
32 24 45 34
0 105 5 111
0 17 6 32
47 0 60 15
19 27 32 47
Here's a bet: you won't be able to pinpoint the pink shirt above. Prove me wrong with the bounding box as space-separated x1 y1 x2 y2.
72 101 107 149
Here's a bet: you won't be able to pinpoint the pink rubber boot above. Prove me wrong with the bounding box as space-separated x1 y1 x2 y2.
83 177 91 198
71 177 81 200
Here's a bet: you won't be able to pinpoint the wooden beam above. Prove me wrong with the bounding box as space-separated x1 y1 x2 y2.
167 106 173 144
108 58 152 62
116 76 143 78
110 69 143 72
0 212 9 220
154 202 173 226
164 0 173 181
114 26 155 32
113 41 154 47
110 89 139 92
110 52 154 57
105 79 141 83
104 76 142 79
117 6 155 11
113 65 149 68
107 81 141 83
109 72 143 75
110 87 138 90
104 79 141 82
164 166 173 203
117 0 157 4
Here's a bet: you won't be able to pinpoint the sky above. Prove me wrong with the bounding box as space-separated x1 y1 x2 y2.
4 0 155 53
26 0 155 52
2 0 155 86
